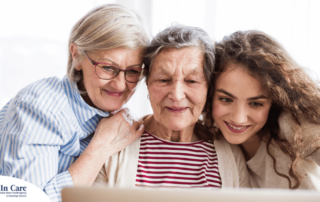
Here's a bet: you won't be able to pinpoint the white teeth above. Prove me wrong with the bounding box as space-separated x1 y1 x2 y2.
227 122 246 130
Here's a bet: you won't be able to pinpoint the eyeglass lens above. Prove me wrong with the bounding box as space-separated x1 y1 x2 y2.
95 63 145 83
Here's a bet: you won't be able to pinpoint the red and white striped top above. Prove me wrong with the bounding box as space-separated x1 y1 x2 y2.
135 131 221 189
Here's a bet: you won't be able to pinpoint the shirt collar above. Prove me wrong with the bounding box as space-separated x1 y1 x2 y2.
63 76 109 125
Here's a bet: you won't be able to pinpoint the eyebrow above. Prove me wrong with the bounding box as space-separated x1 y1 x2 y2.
216 89 268 100
153 66 201 75
99 58 142 68
100 58 120 66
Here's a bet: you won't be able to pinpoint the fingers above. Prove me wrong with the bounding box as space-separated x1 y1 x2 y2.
118 108 144 140
105 107 143 137
134 124 145 139
119 108 130 116
122 111 134 126
132 120 140 130
137 117 144 125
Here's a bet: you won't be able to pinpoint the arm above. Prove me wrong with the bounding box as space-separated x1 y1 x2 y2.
278 112 320 164
0 100 143 202
0 100 73 202
68 108 144 186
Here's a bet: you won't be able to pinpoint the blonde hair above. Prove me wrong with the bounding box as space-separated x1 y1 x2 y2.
67 4 149 85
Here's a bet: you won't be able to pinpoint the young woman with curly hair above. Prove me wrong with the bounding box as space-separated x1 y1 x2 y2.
204 30 320 190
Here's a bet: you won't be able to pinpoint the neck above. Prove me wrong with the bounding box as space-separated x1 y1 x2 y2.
239 134 261 161
144 115 198 142
77 81 95 108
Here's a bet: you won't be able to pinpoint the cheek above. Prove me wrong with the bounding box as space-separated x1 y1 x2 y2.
148 84 168 103
188 95 206 116
126 83 138 92
193 88 207 104
147 84 168 117
87 79 107 93
83 67 102 89
122 82 138 102
212 100 228 120
188 86 208 108
254 108 270 125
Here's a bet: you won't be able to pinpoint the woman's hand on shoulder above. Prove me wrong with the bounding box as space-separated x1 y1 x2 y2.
91 108 144 157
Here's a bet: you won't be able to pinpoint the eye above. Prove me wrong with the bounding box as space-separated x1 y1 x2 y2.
219 98 233 103
126 69 140 75
159 79 170 83
101 65 117 73
249 102 263 107
186 80 197 84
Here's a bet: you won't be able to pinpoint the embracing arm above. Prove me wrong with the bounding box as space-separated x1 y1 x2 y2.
68 110 144 186
0 101 75 202
0 100 143 202
278 112 320 164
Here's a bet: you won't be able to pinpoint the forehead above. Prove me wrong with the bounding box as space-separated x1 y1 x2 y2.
151 47 204 75
216 63 267 97
93 48 143 65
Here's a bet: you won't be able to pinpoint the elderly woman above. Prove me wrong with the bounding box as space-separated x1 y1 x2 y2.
0 4 149 202
94 24 250 188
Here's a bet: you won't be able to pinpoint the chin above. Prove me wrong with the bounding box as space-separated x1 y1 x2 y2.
222 133 246 145
165 121 191 131
99 102 123 112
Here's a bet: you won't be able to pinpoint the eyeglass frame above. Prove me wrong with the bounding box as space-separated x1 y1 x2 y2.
82 51 146 83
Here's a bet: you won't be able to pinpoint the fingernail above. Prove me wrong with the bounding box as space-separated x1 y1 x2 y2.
110 109 120 115
139 124 144 130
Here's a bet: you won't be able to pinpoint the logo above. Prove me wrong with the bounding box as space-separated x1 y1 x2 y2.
0 176 51 202
0 184 27 198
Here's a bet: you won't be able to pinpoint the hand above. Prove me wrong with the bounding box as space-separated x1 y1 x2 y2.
91 108 144 157
68 108 144 186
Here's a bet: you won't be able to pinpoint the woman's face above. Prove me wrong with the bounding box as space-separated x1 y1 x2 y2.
73 47 143 112
212 63 272 145
147 47 208 131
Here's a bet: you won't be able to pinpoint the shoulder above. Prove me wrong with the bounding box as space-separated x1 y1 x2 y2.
279 111 320 147
0 77 79 145
14 77 69 115
140 114 153 132
278 111 296 140
1 77 72 133
214 136 251 188
214 136 240 156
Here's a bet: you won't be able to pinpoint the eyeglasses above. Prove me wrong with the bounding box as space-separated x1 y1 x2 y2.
83 51 146 83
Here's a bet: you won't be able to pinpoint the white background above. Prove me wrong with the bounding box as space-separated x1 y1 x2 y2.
1 0 320 119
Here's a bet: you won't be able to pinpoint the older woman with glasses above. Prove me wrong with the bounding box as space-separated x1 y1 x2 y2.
94 24 250 189
0 4 148 202
82 51 146 84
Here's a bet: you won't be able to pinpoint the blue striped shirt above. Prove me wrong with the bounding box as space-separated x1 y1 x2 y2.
0 76 109 202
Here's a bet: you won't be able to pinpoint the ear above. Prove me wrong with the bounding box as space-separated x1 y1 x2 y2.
70 43 81 71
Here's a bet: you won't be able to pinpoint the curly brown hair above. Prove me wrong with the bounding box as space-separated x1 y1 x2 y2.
204 30 320 189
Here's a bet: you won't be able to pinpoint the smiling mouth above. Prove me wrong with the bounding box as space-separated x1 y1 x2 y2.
224 121 251 133
104 90 123 97
166 107 188 113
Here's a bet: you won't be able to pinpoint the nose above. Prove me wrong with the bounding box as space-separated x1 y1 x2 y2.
168 81 186 101
109 71 126 91
230 104 248 125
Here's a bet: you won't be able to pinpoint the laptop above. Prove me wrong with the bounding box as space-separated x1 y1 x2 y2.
61 187 320 202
